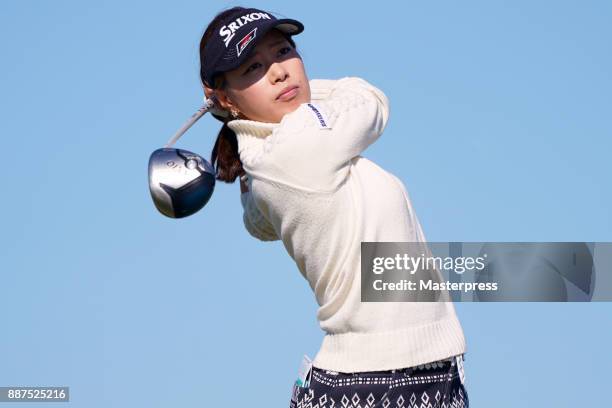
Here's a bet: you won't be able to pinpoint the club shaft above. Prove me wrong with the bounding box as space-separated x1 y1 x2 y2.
164 97 215 148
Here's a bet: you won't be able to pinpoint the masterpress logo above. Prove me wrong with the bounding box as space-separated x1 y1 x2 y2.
361 242 609 302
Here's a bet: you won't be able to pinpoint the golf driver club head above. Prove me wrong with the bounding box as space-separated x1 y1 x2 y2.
148 147 216 218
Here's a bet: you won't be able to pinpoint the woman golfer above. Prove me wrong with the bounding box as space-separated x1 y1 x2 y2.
199 6 469 407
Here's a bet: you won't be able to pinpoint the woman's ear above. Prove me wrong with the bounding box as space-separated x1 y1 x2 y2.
203 84 213 99
204 85 235 112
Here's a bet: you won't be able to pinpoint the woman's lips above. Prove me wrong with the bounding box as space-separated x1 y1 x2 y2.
276 86 299 101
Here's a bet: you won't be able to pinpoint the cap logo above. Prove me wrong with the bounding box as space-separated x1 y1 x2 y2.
219 12 272 47
236 28 257 57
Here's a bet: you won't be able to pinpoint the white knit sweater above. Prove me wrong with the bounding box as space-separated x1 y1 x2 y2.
230 77 466 373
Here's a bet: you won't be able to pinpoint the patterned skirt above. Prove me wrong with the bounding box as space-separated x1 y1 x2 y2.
289 354 469 408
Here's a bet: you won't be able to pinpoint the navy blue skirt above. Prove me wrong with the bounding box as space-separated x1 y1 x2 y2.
290 355 469 408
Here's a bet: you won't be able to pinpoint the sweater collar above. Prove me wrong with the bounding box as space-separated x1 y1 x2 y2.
227 119 280 167
227 118 279 141
226 118 280 166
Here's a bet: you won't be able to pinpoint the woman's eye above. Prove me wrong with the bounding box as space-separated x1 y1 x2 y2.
242 48 292 75
278 46 292 56
244 62 261 74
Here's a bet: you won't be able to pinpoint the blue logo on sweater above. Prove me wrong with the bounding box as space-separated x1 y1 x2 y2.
306 103 331 129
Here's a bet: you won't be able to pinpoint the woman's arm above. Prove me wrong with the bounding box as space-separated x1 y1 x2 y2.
239 175 279 242
315 76 390 163
265 76 390 191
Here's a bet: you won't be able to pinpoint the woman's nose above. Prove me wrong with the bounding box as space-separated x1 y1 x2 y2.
269 62 288 83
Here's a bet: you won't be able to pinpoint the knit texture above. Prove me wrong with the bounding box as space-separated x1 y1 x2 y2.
229 77 467 373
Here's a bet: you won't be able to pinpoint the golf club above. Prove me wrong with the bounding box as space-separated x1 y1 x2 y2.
148 97 218 218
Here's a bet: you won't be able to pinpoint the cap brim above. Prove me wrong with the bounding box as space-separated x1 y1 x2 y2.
272 18 304 36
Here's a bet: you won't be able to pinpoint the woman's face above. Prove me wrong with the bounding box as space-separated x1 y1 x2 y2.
214 29 311 123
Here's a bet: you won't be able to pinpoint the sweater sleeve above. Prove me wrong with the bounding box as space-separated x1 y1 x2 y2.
268 76 390 191
240 190 279 241
318 76 389 162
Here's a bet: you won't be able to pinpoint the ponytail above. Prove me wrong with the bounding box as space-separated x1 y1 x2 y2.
210 120 245 183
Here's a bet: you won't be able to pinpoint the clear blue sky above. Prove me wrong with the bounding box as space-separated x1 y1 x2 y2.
1 0 610 406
